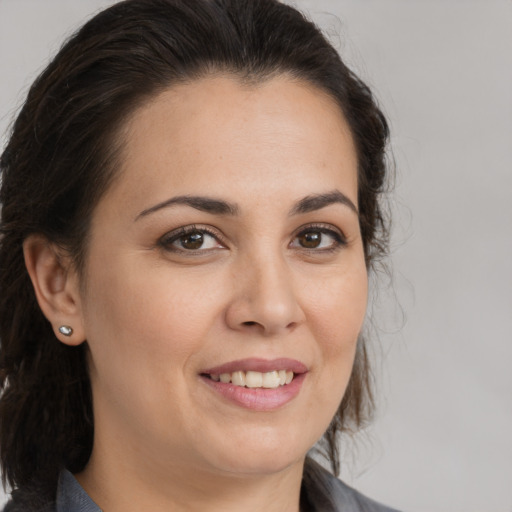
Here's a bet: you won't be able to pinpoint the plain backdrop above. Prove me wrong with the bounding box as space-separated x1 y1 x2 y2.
0 1 511 511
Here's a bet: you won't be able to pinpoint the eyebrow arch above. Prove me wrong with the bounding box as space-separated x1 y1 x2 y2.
136 189 357 221
136 195 240 220
289 190 358 216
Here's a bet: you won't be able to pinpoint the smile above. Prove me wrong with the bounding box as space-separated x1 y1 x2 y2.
200 358 307 411
207 370 294 388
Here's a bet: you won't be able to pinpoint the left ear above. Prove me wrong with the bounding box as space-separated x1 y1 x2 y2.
23 235 86 346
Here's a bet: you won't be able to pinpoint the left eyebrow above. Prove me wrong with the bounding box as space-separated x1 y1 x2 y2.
135 195 240 220
289 190 358 216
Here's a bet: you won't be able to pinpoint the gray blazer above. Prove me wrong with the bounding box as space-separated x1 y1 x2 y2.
303 458 401 511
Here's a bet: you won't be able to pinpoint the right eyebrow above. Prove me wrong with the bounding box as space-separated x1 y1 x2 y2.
135 195 240 221
289 190 358 217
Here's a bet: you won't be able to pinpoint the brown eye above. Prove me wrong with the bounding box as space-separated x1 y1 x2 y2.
298 231 322 248
179 232 204 250
159 226 225 253
290 225 346 252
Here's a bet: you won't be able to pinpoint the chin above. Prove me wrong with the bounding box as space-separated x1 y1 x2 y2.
202 428 313 477
217 452 305 477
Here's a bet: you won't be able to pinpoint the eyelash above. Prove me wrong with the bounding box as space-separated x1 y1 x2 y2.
292 223 347 253
158 225 224 254
158 223 347 255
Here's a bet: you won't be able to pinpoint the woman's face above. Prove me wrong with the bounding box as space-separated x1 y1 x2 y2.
78 76 367 478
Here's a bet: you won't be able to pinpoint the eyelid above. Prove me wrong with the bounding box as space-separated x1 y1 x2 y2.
157 222 347 255
290 223 347 249
158 224 227 253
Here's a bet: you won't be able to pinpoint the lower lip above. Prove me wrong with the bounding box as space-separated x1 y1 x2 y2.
200 373 306 411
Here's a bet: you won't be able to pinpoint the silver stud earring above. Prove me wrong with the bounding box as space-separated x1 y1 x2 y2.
58 325 73 337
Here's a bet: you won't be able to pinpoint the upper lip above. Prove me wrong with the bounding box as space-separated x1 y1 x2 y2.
201 358 308 375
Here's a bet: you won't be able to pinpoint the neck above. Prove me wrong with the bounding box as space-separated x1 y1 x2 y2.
76 440 305 512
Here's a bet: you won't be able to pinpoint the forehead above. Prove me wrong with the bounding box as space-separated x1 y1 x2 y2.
104 75 358 214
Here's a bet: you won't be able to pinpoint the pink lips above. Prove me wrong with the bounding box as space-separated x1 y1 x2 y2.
200 358 308 412
202 357 308 375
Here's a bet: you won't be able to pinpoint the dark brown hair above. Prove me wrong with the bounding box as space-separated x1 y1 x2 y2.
0 0 389 500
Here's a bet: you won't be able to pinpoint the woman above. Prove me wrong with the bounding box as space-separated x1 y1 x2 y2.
0 0 396 510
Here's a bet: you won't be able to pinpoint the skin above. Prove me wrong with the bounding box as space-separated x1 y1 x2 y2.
25 75 367 512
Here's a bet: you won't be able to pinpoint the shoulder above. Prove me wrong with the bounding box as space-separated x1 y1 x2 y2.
323 476 402 512
2 494 54 512
303 458 402 512
2 469 99 512
2 469 85 512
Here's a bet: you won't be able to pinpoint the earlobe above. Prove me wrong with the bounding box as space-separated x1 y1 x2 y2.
23 235 85 346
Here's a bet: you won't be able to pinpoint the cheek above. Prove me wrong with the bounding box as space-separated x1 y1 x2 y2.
304 262 368 401
81 253 231 385
307 263 368 345
80 256 227 447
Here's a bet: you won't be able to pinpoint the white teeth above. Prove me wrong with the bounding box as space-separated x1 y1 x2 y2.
209 370 296 388
262 371 280 389
231 370 246 387
245 371 263 388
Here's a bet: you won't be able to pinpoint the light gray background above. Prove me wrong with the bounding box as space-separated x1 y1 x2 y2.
0 1 511 511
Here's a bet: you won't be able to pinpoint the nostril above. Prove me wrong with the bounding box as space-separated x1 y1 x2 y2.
242 321 257 327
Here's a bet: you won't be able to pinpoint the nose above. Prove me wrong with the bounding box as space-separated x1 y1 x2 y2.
225 249 306 337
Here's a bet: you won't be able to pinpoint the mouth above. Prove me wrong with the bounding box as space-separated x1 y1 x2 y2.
202 369 295 388
199 358 308 411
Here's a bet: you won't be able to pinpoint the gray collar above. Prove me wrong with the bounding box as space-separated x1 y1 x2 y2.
56 470 101 512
